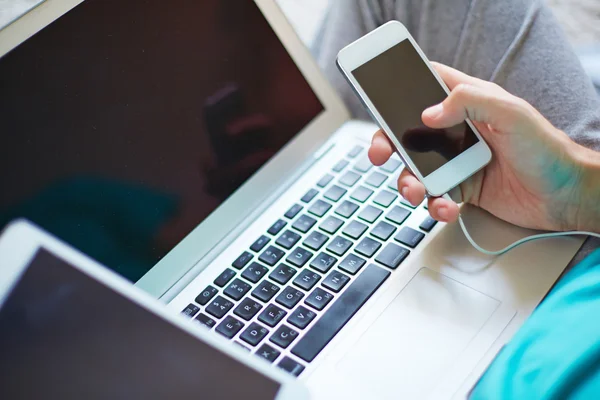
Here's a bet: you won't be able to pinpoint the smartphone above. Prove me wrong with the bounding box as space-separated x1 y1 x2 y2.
336 21 491 197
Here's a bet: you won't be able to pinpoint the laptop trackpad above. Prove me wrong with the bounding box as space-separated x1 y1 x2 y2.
337 268 500 399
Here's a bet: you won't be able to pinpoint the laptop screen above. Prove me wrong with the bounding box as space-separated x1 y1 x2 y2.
0 0 324 281
0 248 281 399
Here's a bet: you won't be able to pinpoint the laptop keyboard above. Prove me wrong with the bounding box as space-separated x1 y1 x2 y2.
180 145 437 377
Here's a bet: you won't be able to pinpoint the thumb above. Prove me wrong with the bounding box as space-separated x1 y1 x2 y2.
422 83 531 134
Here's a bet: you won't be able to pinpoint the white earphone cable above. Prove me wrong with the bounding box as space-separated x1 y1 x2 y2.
440 194 600 256
457 214 600 256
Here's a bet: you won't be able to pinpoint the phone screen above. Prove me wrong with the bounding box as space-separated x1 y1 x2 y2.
352 39 479 177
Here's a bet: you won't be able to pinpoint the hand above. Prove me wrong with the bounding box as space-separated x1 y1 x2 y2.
369 62 597 232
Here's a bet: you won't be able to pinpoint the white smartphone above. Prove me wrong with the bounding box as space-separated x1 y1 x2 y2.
337 20 491 197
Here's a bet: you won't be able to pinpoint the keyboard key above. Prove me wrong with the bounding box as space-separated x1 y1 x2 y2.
342 220 368 240
339 254 366 275
326 236 352 256
269 264 297 285
319 215 344 234
305 287 334 311
216 315 244 339
301 188 319 203
267 219 287 236
181 304 199 318
241 262 268 284
303 231 329 251
224 278 252 301
322 270 351 293
232 251 253 270
365 171 387 188
317 173 334 188
350 185 374 203
286 247 313 267
293 270 321 291
373 190 398 208
332 159 349 172
206 295 234 319
386 206 411 225
358 205 383 223
353 155 373 173
270 325 299 349
309 252 337 273
291 264 390 362
355 237 382 258
256 343 280 363
278 356 305 377
347 145 364 158
252 280 281 302
375 243 410 270
276 230 301 250
195 285 218 306
258 304 287 327
285 203 303 219
214 268 236 287
240 322 270 346
335 200 359 218
259 245 285 266
387 172 400 191
394 227 425 248
370 221 397 241
234 298 263 321
194 313 216 329
276 287 305 309
287 306 317 330
292 214 317 233
323 184 347 202
250 235 270 252
308 199 332 217
380 157 402 173
419 216 438 232
339 171 360 187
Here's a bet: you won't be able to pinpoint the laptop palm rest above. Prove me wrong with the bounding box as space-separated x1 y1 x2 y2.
336 267 502 399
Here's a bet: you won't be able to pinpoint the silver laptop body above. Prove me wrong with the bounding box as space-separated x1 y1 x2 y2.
0 1 584 398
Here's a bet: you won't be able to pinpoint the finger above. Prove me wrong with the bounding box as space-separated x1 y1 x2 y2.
427 196 460 223
398 168 426 206
431 62 489 91
421 83 530 133
368 129 394 166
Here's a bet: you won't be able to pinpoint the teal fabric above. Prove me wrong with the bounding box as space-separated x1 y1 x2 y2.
471 249 600 399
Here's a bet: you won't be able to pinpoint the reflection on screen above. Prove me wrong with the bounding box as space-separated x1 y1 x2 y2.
0 249 281 399
0 0 323 281
352 39 478 177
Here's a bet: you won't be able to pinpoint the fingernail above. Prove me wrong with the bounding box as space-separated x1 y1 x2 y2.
373 134 387 146
424 103 443 119
437 206 448 220
401 187 409 199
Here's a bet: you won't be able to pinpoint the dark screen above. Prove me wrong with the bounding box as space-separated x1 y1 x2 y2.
0 249 281 399
352 40 477 177
0 0 323 282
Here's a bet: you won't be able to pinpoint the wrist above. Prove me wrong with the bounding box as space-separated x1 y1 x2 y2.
568 141 600 232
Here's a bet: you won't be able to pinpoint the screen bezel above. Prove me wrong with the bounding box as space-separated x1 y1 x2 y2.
0 219 309 400
337 21 491 197
0 0 350 297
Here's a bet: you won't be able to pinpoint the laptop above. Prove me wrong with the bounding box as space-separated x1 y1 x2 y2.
0 0 585 398
0 219 308 399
